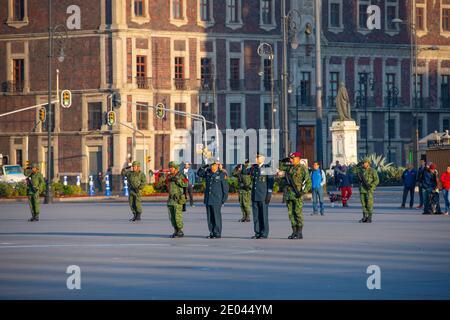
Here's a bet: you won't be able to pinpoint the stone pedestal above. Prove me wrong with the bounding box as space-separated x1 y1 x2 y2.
330 120 359 166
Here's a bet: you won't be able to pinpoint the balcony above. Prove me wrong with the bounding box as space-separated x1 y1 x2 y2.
229 79 245 91
136 77 152 89
354 95 376 109
174 78 190 90
262 79 280 92
1 80 24 93
197 78 217 91
295 94 314 108
384 96 399 108
327 96 337 109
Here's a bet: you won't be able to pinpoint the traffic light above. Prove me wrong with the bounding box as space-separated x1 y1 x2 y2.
61 90 72 108
24 160 29 168
106 111 116 126
112 92 121 108
155 103 165 119
39 107 46 122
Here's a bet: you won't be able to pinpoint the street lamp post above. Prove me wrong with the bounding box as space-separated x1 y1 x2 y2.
45 2 67 204
281 0 301 158
257 43 276 159
387 86 399 163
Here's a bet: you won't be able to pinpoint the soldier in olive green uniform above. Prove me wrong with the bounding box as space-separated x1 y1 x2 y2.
167 161 188 238
352 158 379 223
25 163 45 222
278 152 311 239
232 160 252 222
121 161 146 222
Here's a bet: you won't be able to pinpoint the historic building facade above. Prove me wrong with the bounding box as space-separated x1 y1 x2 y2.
291 0 450 167
0 0 284 187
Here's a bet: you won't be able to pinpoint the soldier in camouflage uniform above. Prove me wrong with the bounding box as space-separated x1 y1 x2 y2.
278 152 311 239
167 161 188 238
121 161 147 222
352 158 379 223
232 160 252 222
25 163 45 222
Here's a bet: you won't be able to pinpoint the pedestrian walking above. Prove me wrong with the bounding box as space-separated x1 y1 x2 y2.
310 162 326 216
400 163 418 209
416 159 426 209
337 165 353 207
197 160 229 239
440 165 450 216
182 162 196 207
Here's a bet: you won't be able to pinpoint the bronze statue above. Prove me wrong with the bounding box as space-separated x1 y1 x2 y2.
335 82 352 121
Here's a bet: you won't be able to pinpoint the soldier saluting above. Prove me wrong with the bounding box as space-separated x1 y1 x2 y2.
197 159 229 239
121 161 146 222
352 158 379 223
24 163 45 222
278 152 311 239
232 160 252 222
246 154 274 239
166 162 188 238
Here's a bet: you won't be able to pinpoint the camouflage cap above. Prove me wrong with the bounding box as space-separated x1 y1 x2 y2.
132 161 141 167
362 157 371 164
31 163 39 169
168 161 179 169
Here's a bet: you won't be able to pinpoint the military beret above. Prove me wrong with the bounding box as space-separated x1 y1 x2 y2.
168 161 179 169
289 152 302 158
132 161 141 166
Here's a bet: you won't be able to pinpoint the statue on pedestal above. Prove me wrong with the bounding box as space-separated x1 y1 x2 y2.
336 82 352 121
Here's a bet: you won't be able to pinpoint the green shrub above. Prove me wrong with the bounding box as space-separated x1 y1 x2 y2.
0 183 14 197
193 181 205 193
51 182 84 197
227 177 239 193
141 184 156 196
13 182 27 196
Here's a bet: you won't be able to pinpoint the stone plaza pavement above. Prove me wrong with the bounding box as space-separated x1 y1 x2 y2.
0 189 449 300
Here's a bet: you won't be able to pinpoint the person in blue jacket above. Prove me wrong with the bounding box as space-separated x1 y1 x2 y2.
182 162 196 207
400 163 418 209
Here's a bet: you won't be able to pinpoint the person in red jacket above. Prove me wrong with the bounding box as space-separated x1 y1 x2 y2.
441 165 450 215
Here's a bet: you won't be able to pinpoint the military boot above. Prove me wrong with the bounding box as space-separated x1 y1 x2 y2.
365 216 372 223
288 226 297 239
135 213 141 221
176 229 184 238
297 226 303 239
359 215 367 223
129 213 137 222
170 229 179 238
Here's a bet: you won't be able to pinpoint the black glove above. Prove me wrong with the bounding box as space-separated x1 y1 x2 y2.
265 194 271 204
281 157 291 164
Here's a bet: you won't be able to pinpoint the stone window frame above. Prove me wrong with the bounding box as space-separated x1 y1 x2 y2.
384 112 400 141
441 1 450 37
440 114 450 132
226 95 246 130
260 0 277 31
414 2 428 37
6 42 30 93
131 0 150 25
170 39 190 91
226 0 243 30
356 0 372 35
6 0 29 29
226 40 244 91
259 95 276 130
171 94 192 130
197 0 215 28
437 62 450 108
385 0 400 36
82 94 108 132
133 39 152 90
328 0 344 33
170 0 188 27
356 112 373 140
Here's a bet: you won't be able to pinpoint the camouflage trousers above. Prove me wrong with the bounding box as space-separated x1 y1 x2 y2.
286 198 304 228
28 193 40 218
168 204 184 230
360 191 374 217
238 191 251 219
128 192 142 215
